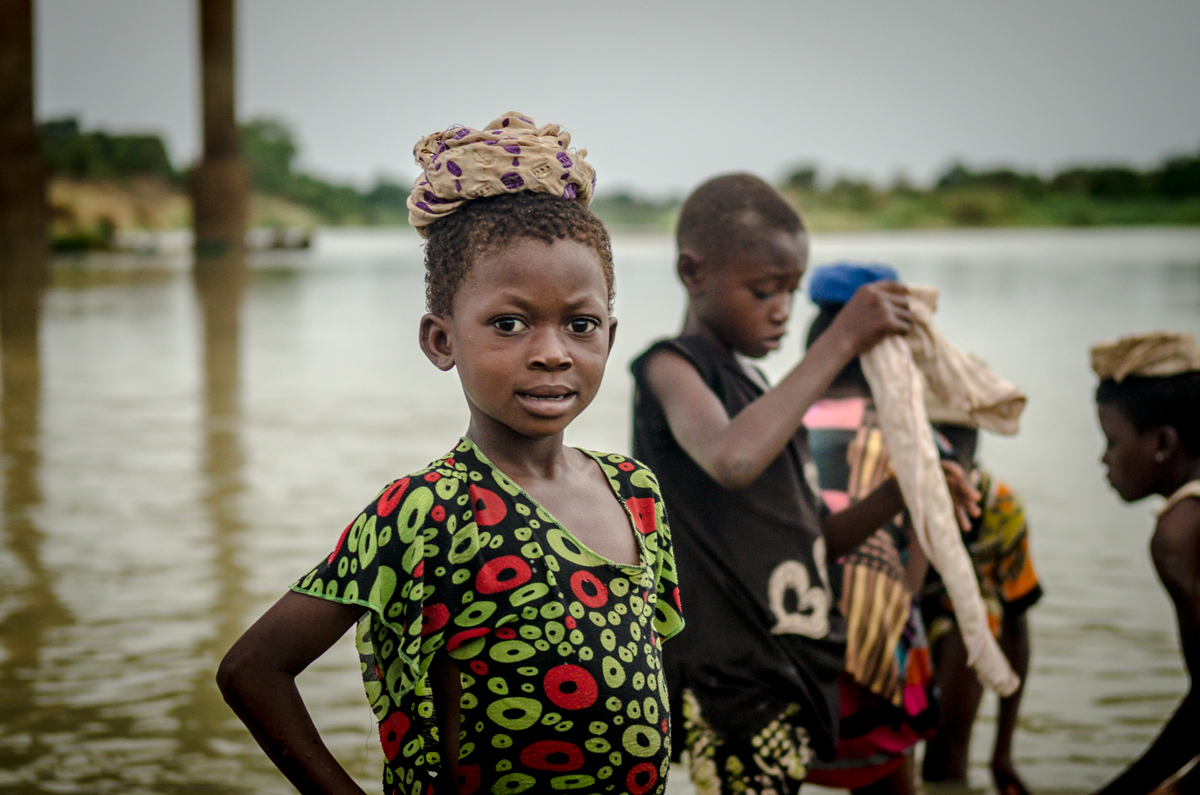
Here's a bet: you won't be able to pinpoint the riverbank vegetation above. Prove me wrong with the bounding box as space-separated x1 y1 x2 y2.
38 117 1200 250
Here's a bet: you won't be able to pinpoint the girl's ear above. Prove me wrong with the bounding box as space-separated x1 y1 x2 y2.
1157 424 1182 462
677 250 707 298
420 313 455 371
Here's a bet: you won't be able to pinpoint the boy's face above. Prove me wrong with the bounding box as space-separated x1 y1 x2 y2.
691 229 807 359
1097 403 1161 502
421 237 615 442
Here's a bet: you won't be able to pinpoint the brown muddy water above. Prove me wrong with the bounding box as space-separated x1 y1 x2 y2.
1 228 1199 794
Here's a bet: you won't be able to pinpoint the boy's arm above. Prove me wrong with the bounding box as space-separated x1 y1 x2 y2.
217 590 369 795
1094 499 1200 795
993 611 1032 795
643 281 911 491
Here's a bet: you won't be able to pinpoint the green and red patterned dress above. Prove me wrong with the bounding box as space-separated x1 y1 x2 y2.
292 438 684 795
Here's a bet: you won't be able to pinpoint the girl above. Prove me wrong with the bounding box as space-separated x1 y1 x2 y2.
218 113 684 795
1090 331 1200 795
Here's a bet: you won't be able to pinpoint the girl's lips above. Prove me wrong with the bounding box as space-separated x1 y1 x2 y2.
516 390 577 416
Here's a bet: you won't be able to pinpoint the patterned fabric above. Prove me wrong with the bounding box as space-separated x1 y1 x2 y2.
920 469 1043 644
407 111 596 235
292 438 684 795
681 689 813 795
803 397 937 788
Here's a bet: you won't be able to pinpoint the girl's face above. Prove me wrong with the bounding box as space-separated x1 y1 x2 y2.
1097 402 1162 502
423 237 615 444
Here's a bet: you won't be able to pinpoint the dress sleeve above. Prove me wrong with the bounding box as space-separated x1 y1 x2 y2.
630 461 685 643
292 469 462 699
983 478 1044 617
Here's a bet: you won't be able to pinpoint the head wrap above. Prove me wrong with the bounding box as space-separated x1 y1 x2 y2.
1090 331 1200 383
808 262 898 307
406 111 596 237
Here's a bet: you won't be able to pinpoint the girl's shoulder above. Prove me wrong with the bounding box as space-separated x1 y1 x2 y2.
1150 487 1200 600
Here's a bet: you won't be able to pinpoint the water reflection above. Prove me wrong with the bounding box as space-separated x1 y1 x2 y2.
170 258 251 755
0 279 72 774
1 229 1198 794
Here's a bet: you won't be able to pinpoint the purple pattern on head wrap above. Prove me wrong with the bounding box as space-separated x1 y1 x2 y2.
502 118 510 127
446 161 462 177
557 152 573 168
455 180 461 192
512 158 519 166
503 145 520 155
454 128 470 140
562 184 577 200
437 143 448 154
416 201 431 212
435 162 441 171
501 172 525 190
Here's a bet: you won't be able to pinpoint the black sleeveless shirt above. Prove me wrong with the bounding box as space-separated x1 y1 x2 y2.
630 334 845 761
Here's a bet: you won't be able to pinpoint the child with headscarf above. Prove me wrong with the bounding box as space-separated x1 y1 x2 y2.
219 113 684 795
1089 331 1200 795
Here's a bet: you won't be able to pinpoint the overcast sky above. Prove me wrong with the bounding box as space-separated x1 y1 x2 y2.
34 0 1200 195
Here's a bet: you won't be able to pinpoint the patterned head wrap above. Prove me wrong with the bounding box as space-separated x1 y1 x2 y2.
1090 331 1200 382
406 111 597 237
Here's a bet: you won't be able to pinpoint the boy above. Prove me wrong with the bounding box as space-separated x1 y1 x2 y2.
629 174 977 794
1090 332 1200 795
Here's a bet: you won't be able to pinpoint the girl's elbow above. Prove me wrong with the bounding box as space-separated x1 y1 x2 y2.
216 646 254 702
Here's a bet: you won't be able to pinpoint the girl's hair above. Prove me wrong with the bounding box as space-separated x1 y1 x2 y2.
1095 372 1200 456
422 192 614 316
805 304 868 392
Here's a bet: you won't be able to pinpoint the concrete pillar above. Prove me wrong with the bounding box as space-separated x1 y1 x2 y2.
0 0 48 338
192 0 247 290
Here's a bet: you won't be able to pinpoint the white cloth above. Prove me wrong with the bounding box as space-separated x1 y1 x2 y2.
860 286 1023 697
1158 480 1200 518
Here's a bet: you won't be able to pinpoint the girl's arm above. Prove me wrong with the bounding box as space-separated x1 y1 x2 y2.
217 590 368 795
1094 499 1200 795
820 460 978 562
642 281 911 491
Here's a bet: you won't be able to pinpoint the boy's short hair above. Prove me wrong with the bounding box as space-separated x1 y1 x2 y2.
1096 372 1200 456
423 192 614 316
676 173 804 258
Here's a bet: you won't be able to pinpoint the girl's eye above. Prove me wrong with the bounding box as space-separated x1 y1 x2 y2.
493 317 527 333
568 318 600 334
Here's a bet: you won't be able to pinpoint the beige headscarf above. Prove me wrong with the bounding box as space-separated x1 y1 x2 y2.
1090 331 1200 382
406 111 596 236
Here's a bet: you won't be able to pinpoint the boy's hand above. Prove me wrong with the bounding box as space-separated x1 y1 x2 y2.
830 281 913 357
941 460 982 531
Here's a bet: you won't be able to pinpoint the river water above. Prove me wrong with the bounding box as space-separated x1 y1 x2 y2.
1 227 1198 794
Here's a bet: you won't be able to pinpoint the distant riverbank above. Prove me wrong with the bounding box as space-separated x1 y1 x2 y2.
47 172 1200 253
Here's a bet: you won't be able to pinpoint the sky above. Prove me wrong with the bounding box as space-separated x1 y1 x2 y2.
34 0 1200 196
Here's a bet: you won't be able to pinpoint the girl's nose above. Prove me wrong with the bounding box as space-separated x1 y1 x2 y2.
529 328 571 370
